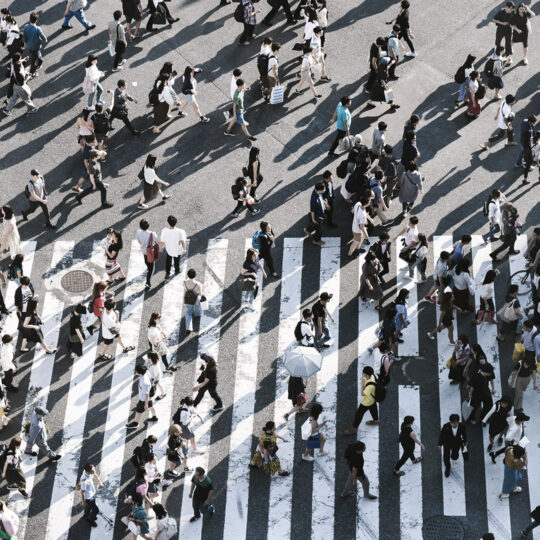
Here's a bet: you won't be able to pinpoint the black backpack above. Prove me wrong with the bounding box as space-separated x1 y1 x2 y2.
484 58 495 79
231 184 240 200
454 65 466 84
336 159 348 179
294 321 305 342
130 446 142 468
482 195 493 217
148 87 160 106
366 377 387 403
7 262 17 281
234 2 244 22
475 82 486 100
257 53 274 78
24 180 35 199
91 112 110 134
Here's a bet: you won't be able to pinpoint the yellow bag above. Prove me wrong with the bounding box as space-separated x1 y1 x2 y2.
512 343 525 363
446 356 453 369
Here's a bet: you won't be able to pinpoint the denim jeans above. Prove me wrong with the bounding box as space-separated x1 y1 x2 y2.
63 8 92 29
185 300 201 331
79 179 107 205
408 257 427 280
482 223 501 242
88 83 103 108
314 325 330 348
458 82 467 101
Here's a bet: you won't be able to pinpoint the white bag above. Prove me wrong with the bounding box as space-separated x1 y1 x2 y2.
337 135 355 153
82 75 95 95
384 89 394 103
200 296 209 311
519 436 530 449
301 418 312 440
107 41 115 57
270 85 284 105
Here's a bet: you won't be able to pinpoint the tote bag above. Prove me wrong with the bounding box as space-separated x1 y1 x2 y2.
497 299 518 323
270 85 284 105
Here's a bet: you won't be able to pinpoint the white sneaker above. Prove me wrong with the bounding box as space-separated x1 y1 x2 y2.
88 105 96 111
192 448 205 454
405 52 416 57
499 493 509 499
223 111 231 122
405 274 414 281
162 479 173 487
318 450 328 457
302 454 314 462
512 486 522 493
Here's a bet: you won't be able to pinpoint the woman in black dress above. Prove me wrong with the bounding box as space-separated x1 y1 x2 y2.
511 3 534 65
393 415 424 476
165 424 190 479
104 230 126 283
20 299 57 354
366 61 400 110
68 303 87 359
257 221 278 277
246 147 263 202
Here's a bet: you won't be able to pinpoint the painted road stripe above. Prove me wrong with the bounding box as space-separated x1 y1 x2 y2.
178 239 227 539
13 242 74 540
44 242 104 540
398 385 423 539
471 235 511 539
90 240 148 539
433 235 466 516
267 239 303 539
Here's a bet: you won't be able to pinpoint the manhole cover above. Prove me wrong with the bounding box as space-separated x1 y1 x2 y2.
423 516 464 540
403 357 438 384
60 270 94 294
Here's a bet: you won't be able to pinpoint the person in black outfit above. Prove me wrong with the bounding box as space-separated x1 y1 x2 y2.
312 292 333 349
490 203 520 262
262 0 296 26
192 354 223 413
67 303 87 359
467 358 495 423
521 505 540 537
304 182 327 246
402 114 420 140
257 221 278 277
109 80 140 136
393 415 424 475
146 0 179 31
246 146 263 202
284 376 309 421
322 170 336 227
365 37 385 92
21 170 56 229
369 232 391 283
401 131 420 170
341 441 377 499
14 276 35 327
493 2 516 57
75 150 114 209
438 414 467 477
482 395 512 451
387 0 415 56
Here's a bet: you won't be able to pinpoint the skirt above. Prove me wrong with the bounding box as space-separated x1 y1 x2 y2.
467 90 482 116
251 449 281 475
5 466 26 488
180 422 194 440
143 181 160 201
22 327 43 344
106 257 121 277
153 101 170 126
453 287 473 311
67 338 83 357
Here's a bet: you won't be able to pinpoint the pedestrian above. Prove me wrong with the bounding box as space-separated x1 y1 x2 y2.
489 411 528 463
188 467 215 522
136 219 159 289
310 26 330 81
316 0 328 45
321 170 336 227
447 335 471 385
145 352 166 401
62 0 96 31
480 94 517 150
245 146 264 202
438 414 467 477
0 501 18 539
67 303 87 359
386 0 416 58
152 504 177 540
224 78 256 139
516 114 536 168
312 292 334 349
395 215 420 261
261 42 281 101
2 437 27 497
493 1 515 58
347 198 373 258
490 202 520 261
482 189 507 244
0 205 20 259
301 403 327 461
151 76 179 134
341 441 377 499
253 221 278 277
22 12 46 76
426 290 460 345
249 421 290 476
484 46 511 100
387 24 401 80
295 45 322 99
121 493 151 539
172 396 205 453
262 0 295 26
109 79 140 136
424 250 451 304
366 59 401 110
126 364 158 430
400 131 420 171
165 424 191 480
482 395 513 451
182 269 203 335
467 356 495 423
77 463 103 528
328 96 351 158
83 55 104 111
240 247 266 311
74 150 114 209
2 52 37 116
176 66 209 122
146 0 179 32
369 122 387 163
108 10 127 72
369 232 392 284
406 233 428 283
86 281 113 335
0 334 18 391
393 288 411 346
144 453 172 502
509 351 537 412
521 506 540 538
284 376 309 421
97 299 135 360
192 353 224 412
304 181 328 246
160 215 186 279
0 273 8 319
294 308 315 347
344 366 380 435
137 154 170 209
449 234 472 268
522 131 540 184
147 313 176 372
496 284 523 342
510 3 534 65
122 0 142 39
365 37 386 93
75 108 94 150
102 230 125 283
465 70 483 119
393 415 424 476
224 68 243 120
379 144 399 205
72 135 99 192
24 407 61 461
499 444 527 499
20 298 57 354
21 169 56 228
399 162 423 216
454 54 476 107
231 177 260 217
451 259 475 312
358 252 384 310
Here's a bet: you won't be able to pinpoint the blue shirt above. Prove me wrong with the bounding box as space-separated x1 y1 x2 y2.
80 473 96 501
336 103 351 132
23 24 46 51
310 189 325 221
450 241 464 263
369 178 383 207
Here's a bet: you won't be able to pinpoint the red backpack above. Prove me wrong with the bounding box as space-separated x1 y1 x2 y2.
146 233 161 263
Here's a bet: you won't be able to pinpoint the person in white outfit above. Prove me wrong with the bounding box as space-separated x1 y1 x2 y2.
83 55 104 110
0 205 21 259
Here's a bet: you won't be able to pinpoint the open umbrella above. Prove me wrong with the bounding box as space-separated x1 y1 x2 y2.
283 346 323 378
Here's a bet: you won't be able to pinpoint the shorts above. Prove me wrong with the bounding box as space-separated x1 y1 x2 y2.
82 167 89 180
306 434 321 449
182 94 196 103
236 113 245 125
135 399 152 413
487 75 504 90
95 132 107 143
353 232 364 242
103 337 114 345
124 10 141 24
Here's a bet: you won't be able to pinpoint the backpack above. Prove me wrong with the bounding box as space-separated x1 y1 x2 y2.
366 378 387 403
146 233 161 263
252 230 264 250
336 159 348 179
234 2 244 23
7 262 17 281
231 184 240 200
87 297 94 314
294 320 305 342
24 180 35 199
484 58 495 79
148 87 160 107
125 479 145 499
130 446 143 468
0 444 8 471
454 65 466 84
91 111 111 134
172 406 186 426
482 195 493 217
475 82 486 100
257 53 273 78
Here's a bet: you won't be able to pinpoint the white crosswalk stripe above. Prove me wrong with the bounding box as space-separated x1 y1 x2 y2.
4 235 539 539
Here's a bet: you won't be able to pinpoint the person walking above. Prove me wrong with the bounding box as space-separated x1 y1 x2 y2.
62 0 96 31
483 395 513 451
146 0 179 31
0 205 21 259
484 46 511 100
2 52 37 116
249 421 290 476
231 177 260 218
510 3 534 65
480 94 517 150
2 437 27 497
328 96 351 158
83 55 104 111
24 407 61 461
509 352 537 412
137 154 170 209
387 25 401 80
467 356 495 423
122 0 142 39
304 182 328 247
312 292 334 349
1 334 18 392
22 12 46 76
386 0 416 57
136 219 159 289
20 298 58 354
369 170 392 226
183 269 203 335
369 232 392 284
465 70 483 119
393 415 424 476
489 202 520 262
489 411 528 463
178 67 210 122
344 366 380 435
284 376 309 421
103 229 126 283
172 396 205 453
108 10 127 72
365 37 386 94
399 162 423 216
97 299 135 360
451 259 474 311
109 79 140 136
77 463 104 528
261 42 281 101
294 309 315 347
245 147 264 202
358 252 384 310
192 353 224 412
21 169 56 228
496 283 523 342
165 424 191 479
126 364 158 430
224 79 255 140
322 170 336 227
301 403 327 462
341 441 377 499
493 1 516 58
426 290 460 345
240 248 266 311
188 467 215 522
348 198 373 258
294 45 322 100
406 233 428 282
262 0 295 26
438 414 467 477
499 444 527 499
454 54 476 107
147 313 176 372
75 150 114 209
67 303 87 359
239 0 260 45
160 215 186 278
254 222 278 277
521 506 540 538
424 250 451 304
515 114 536 168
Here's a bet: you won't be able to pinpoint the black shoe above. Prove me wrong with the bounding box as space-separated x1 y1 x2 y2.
190 515 201 522
220 0 231 4
489 452 496 464
286 19 297 24
61 25 73 30
132 130 141 137
86 24 96 30
147 416 158 423
86 325 94 336
444 467 450 477
126 421 139 429
21 211 28 221
509 250 520 255
101 202 114 208
48 454 61 462
46 223 57 229
84 516 98 527
75 195 82 206
24 450 37 457
521 529 530 538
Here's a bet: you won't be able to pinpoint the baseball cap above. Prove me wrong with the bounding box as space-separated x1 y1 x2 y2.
31 169 40 177
35 407 49 416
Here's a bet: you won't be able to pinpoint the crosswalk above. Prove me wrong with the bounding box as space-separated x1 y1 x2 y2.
1 234 538 539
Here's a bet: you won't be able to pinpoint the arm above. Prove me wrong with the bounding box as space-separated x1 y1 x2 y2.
482 403 496 424
324 305 335 324
64 1 72 16
204 488 214 506
411 430 425 451
192 377 209 392
329 110 337 125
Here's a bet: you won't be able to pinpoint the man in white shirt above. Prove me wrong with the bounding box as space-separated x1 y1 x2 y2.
264 42 281 100
21 170 56 229
0 334 18 391
97 300 134 360
126 363 157 429
480 94 517 149
160 214 186 278
224 68 244 121
295 309 315 346
78 463 103 527
348 197 373 257
136 218 158 289
387 24 401 80
482 189 507 244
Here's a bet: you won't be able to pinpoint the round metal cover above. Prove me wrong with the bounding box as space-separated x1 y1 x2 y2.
423 515 464 540
60 269 94 294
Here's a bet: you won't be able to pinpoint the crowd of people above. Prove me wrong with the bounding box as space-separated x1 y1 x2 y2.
0 0 539 537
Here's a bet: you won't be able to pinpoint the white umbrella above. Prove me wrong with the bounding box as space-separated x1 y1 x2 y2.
283 346 323 378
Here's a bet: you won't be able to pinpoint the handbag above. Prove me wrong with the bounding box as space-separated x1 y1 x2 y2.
461 399 473 422
82 74 95 95
497 299 518 323
269 85 284 105
107 41 115 57
146 233 161 263
301 418 312 440
512 342 525 362
240 277 257 291
338 135 355 153
384 88 394 103
200 295 208 310
292 42 304 51
152 4 167 25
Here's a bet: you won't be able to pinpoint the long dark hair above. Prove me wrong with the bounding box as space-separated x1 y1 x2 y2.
248 147 260 165
81 108 90 121
148 312 160 328
145 154 157 169
401 415 414 431
183 65 193 79
395 288 409 305
482 270 497 285
463 54 476 69
310 403 323 421
112 230 123 250
85 54 97 68
2 205 14 220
